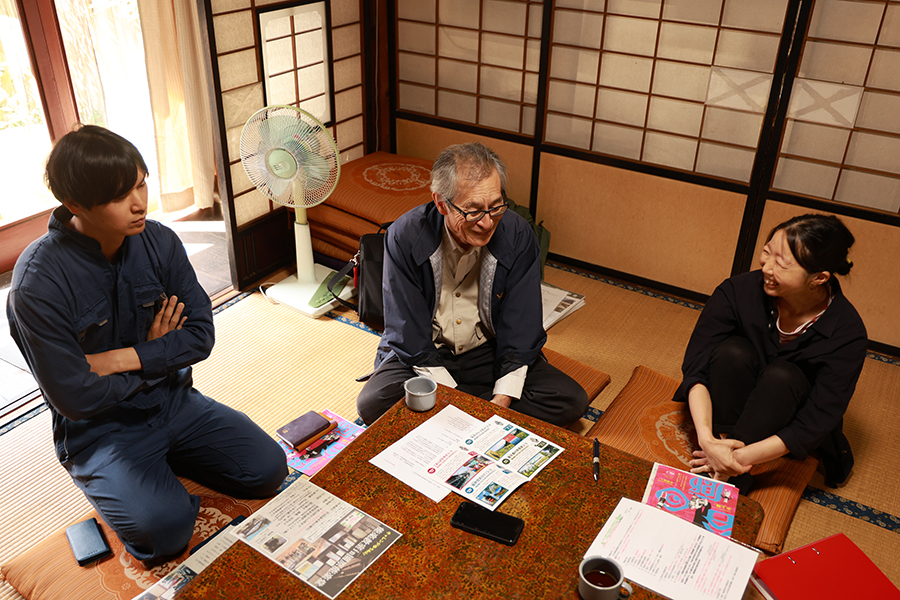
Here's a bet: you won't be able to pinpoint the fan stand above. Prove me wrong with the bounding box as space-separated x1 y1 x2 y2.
265 177 355 318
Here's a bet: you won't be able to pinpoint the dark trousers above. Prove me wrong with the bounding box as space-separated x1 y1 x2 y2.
63 389 288 562
708 336 811 445
357 341 589 426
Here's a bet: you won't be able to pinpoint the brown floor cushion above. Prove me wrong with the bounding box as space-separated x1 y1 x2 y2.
311 237 355 263
585 365 818 554
543 347 611 404
0 478 273 600
308 151 433 262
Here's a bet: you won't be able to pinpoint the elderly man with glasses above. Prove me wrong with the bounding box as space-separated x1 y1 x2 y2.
356 142 589 426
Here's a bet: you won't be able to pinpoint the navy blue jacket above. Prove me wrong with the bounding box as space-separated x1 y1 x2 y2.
376 201 546 380
7 207 214 462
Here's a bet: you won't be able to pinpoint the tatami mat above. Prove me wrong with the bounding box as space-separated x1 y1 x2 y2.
541 266 702 437
191 292 379 433
783 500 900 586
817 355 900 518
541 267 696 400
0 411 91 600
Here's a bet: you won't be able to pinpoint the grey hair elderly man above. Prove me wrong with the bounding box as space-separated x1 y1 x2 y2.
356 142 588 425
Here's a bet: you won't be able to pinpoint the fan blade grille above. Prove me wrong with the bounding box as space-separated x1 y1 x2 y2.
239 106 340 208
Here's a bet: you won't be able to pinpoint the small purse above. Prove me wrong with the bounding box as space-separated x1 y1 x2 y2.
327 222 390 331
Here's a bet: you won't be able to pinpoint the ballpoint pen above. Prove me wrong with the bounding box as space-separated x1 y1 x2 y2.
592 438 600 482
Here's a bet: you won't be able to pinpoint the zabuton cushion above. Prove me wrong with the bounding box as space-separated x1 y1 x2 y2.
0 479 271 600
585 365 818 554
542 347 611 405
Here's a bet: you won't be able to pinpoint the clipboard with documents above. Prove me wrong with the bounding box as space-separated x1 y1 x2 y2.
751 533 900 599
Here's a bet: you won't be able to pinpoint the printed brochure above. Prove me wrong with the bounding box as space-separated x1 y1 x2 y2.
641 462 739 538
234 479 401 599
424 414 564 510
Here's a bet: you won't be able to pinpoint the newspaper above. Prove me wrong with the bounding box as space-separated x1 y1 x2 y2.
234 478 401 599
541 280 585 330
423 414 564 510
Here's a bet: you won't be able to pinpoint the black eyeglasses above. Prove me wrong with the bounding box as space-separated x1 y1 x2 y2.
443 196 509 222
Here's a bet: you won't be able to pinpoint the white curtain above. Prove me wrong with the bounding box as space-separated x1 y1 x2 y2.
137 0 217 212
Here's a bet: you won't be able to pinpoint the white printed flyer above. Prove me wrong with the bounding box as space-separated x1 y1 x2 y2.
424 414 564 510
233 479 401 599
585 497 758 600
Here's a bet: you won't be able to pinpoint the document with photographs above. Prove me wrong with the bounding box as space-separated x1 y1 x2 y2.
541 280 585 330
423 414 565 510
369 404 484 502
233 478 402 599
130 523 242 600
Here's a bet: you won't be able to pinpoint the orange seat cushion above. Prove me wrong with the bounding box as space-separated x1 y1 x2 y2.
0 478 275 600
585 365 818 554
308 152 433 262
543 347 611 403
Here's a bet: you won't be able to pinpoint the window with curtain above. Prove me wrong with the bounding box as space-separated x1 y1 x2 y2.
54 0 219 215
0 0 55 227
55 0 162 209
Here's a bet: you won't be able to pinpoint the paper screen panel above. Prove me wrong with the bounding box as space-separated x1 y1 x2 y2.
543 0 788 183
771 0 900 214
396 0 544 135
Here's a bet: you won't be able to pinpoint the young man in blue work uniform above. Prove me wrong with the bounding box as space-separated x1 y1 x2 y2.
7 125 287 564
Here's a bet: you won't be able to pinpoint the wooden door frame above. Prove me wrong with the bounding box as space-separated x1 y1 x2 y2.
1 0 77 273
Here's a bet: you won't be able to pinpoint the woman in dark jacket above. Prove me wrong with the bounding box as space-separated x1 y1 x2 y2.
675 214 867 493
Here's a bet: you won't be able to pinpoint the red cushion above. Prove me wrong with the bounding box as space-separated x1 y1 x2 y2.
543 347 611 403
308 152 433 262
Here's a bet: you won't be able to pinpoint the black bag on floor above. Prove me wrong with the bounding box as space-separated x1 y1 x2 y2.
327 222 391 331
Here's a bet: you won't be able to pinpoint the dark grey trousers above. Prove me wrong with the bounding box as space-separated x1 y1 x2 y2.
356 341 589 426
64 390 288 562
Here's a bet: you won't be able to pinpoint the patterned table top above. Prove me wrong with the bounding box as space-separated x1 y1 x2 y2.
178 386 763 600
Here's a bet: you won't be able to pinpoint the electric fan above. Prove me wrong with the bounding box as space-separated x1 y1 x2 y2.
240 105 354 317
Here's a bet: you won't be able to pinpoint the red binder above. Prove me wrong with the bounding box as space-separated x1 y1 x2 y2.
751 533 900 599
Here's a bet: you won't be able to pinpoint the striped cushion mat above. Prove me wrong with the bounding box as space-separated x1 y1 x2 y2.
585 365 818 554
0 479 270 600
543 347 611 404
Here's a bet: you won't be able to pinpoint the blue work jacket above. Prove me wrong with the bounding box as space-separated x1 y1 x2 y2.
7 207 214 462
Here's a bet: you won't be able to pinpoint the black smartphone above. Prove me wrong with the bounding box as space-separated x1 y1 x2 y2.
450 501 524 546
65 518 112 566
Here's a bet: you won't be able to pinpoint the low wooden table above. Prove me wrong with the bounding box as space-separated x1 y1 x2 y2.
179 386 763 599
